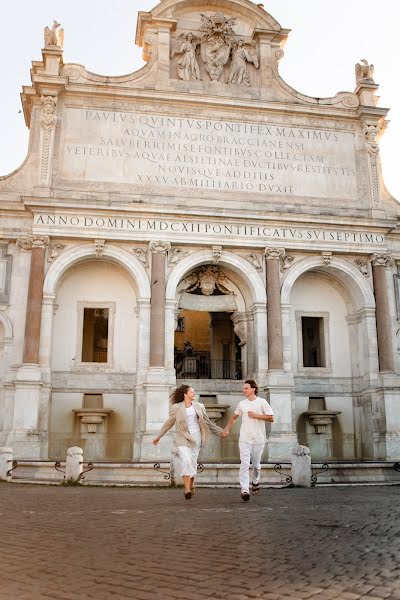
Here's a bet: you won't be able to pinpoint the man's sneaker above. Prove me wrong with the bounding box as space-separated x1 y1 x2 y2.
241 491 250 502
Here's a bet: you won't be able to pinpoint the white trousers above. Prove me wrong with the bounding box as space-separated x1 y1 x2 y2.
239 441 265 493
177 431 201 477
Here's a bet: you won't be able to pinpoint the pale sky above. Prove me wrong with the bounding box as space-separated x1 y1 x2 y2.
1 0 399 202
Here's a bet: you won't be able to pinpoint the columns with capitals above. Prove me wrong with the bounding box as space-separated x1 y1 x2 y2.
264 248 297 459
149 240 171 367
16 235 49 364
371 253 395 373
264 247 285 370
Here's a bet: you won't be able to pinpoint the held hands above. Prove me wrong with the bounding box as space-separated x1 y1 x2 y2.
220 429 229 438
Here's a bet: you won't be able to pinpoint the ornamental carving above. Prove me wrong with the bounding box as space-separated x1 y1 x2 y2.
354 258 369 277
355 59 375 83
171 33 202 81
227 40 259 86
212 245 223 264
171 12 259 86
231 312 247 346
94 239 105 258
132 248 149 268
48 242 66 262
182 265 233 296
244 253 263 272
17 235 49 251
200 12 236 81
370 253 394 268
40 96 57 130
149 241 171 255
321 252 332 266
44 20 64 48
168 247 189 266
264 247 286 260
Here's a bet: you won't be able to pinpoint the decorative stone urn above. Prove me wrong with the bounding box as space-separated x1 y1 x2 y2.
73 408 113 433
304 410 341 434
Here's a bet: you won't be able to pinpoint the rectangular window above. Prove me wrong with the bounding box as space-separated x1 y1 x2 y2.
176 317 185 332
81 308 109 363
301 316 325 368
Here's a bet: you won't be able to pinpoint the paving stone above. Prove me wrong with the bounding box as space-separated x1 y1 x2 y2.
0 486 399 600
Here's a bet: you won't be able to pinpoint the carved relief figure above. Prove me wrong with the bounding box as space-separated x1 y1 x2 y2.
228 40 259 86
44 20 64 48
40 96 57 130
171 33 201 81
200 13 236 82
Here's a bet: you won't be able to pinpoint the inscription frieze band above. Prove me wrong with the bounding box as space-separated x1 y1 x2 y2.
33 213 385 247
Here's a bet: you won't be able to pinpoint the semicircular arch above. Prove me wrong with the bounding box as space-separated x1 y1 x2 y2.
166 249 266 305
43 244 151 299
281 256 375 310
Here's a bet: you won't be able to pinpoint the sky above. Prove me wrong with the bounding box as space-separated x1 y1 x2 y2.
0 0 399 201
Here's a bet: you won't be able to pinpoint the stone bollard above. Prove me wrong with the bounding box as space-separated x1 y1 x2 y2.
0 447 13 481
65 446 83 482
291 444 312 488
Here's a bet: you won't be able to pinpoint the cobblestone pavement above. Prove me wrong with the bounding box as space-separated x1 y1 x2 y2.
0 484 400 600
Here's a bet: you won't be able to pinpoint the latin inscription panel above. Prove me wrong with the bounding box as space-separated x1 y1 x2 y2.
61 108 358 199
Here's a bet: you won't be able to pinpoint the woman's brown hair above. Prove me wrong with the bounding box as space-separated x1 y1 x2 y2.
170 384 190 404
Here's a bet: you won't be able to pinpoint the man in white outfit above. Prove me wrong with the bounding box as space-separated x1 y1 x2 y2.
221 379 274 501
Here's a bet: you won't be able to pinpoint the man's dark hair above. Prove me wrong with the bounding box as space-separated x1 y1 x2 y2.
244 379 258 395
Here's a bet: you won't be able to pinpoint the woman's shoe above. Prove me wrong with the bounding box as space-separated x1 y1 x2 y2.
184 491 192 500
190 486 195 497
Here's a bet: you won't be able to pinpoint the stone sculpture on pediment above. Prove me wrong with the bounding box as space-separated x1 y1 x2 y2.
44 20 64 48
227 40 259 86
200 12 236 82
171 33 202 81
355 59 375 83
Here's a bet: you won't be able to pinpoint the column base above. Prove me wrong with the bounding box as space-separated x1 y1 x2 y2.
265 372 298 460
5 364 46 458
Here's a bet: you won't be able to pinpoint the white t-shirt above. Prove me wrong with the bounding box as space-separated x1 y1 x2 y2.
234 396 274 444
185 404 201 435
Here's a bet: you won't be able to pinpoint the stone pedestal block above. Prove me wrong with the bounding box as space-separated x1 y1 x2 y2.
291 445 312 488
65 446 83 481
0 447 13 481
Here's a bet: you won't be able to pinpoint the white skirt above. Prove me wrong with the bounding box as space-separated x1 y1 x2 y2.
176 431 201 477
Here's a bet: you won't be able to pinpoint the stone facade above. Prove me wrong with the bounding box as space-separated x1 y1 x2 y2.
1 0 400 469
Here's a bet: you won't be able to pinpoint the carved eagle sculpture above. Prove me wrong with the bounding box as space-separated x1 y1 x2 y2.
355 59 374 83
44 20 64 48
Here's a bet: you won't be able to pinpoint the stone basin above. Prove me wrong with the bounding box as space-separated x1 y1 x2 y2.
304 410 341 434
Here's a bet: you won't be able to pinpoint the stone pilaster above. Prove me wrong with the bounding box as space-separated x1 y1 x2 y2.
149 241 170 367
265 247 284 370
371 253 395 372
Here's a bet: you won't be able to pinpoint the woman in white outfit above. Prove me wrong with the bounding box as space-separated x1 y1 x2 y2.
152 384 223 499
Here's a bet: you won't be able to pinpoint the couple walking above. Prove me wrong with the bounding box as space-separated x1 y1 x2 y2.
152 379 274 501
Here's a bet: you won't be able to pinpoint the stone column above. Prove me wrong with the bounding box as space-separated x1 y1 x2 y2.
371 253 395 372
141 241 174 459
17 236 49 365
265 247 284 370
149 241 170 367
8 236 49 457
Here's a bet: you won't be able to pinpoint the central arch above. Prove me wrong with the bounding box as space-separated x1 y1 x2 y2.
165 248 267 378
